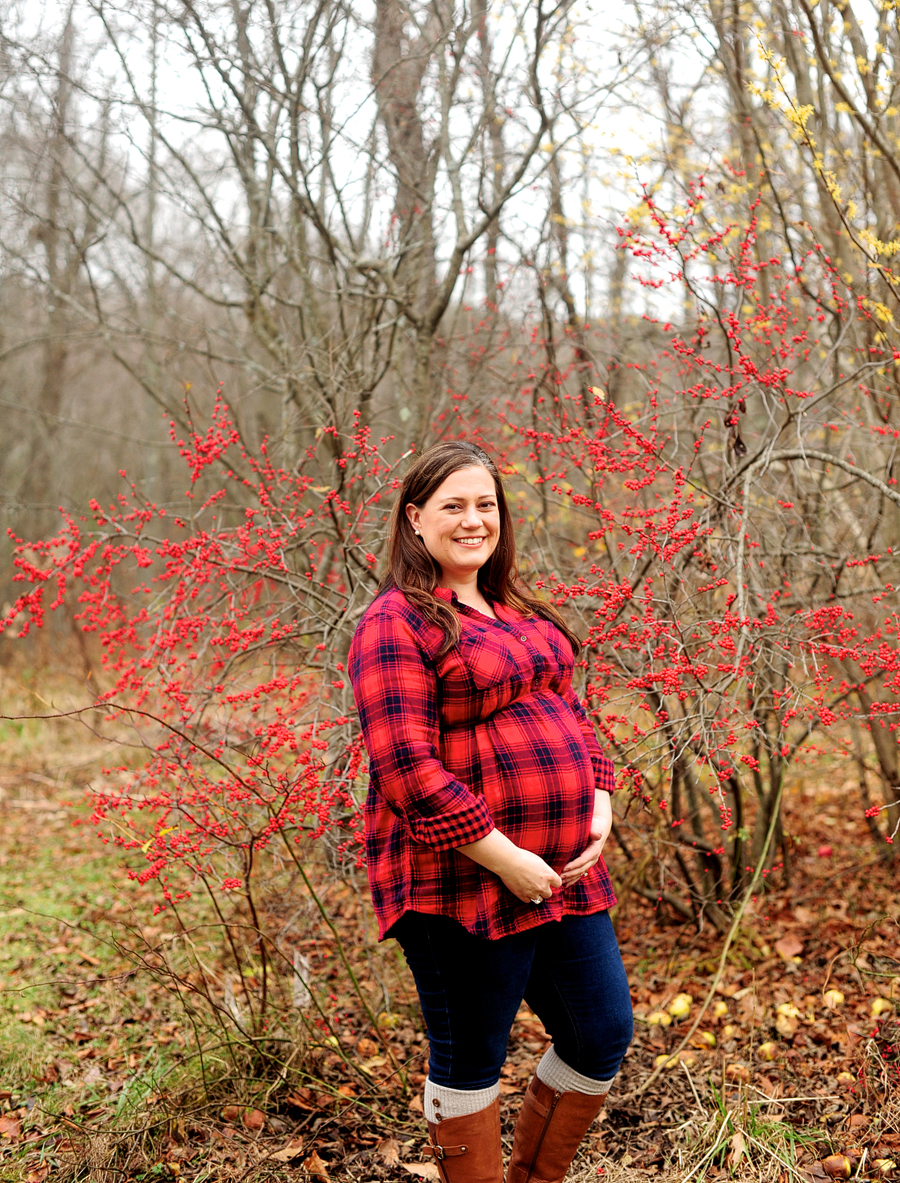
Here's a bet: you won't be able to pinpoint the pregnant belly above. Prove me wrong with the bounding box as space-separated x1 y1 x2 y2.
474 695 595 869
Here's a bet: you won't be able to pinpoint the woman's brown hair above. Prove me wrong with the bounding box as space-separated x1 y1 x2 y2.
378 441 582 657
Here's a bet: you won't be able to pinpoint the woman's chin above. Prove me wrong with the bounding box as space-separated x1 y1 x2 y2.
442 556 489 580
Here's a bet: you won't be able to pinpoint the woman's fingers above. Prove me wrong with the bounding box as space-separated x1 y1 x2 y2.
561 838 605 886
563 840 602 872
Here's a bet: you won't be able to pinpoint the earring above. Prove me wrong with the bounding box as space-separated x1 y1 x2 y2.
414 529 420 535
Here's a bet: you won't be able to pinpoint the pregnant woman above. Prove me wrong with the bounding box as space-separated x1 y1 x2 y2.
349 441 632 1183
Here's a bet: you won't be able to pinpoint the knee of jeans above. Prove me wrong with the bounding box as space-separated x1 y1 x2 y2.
426 1030 508 1090
565 1006 634 1080
611 1005 635 1059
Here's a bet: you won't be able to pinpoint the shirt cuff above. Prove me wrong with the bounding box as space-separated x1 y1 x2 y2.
407 794 495 851
595 755 616 794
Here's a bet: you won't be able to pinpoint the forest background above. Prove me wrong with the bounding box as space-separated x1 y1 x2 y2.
0 0 900 1180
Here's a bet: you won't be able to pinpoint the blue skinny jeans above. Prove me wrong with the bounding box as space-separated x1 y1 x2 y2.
390 909 633 1090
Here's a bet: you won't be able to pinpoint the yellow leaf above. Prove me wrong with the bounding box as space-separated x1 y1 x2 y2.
645 1011 672 1027
775 1012 798 1037
667 993 692 1019
140 825 177 853
776 1003 801 1018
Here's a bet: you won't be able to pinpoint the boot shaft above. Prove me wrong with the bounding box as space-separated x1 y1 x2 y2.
506 1076 605 1183
425 1097 504 1183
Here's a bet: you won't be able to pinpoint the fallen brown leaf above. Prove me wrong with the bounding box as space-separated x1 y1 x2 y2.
285 1088 318 1111
271 1136 305 1163
402 1163 440 1181
304 1150 330 1180
242 1108 265 1132
727 1130 747 1169
24 1169 50 1183
775 934 804 960
0 1114 22 1141
221 1104 242 1122
822 1156 852 1179
375 1137 401 1167
408 1094 424 1114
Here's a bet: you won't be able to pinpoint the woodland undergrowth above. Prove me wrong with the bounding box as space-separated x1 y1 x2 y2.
0 667 897 1183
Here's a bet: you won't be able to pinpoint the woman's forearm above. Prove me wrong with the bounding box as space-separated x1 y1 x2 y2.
457 828 519 873
458 829 562 903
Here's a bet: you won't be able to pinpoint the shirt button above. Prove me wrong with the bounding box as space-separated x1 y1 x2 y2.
520 634 528 642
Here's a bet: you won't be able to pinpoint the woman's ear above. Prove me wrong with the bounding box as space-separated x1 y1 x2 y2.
405 503 422 533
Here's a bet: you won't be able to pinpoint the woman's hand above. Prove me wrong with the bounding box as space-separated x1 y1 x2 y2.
458 829 562 903
494 846 563 904
561 790 612 888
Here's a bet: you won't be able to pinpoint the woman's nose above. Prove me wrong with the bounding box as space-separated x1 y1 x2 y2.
461 506 483 528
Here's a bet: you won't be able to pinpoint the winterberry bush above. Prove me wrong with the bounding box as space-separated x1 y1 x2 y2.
3 185 900 1051
491 182 900 928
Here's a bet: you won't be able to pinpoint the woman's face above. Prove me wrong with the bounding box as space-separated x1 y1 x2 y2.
406 465 501 584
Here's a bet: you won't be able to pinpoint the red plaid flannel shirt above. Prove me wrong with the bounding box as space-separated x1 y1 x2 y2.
348 588 617 940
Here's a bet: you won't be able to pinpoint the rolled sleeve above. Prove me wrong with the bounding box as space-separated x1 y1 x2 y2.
349 608 495 851
564 684 616 794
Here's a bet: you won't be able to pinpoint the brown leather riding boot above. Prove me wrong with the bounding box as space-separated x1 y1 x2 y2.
506 1076 606 1183
424 1096 503 1183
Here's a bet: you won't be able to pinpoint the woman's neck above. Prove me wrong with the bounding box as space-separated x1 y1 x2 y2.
439 573 497 618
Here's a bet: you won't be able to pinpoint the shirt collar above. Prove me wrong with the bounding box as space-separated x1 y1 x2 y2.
433 586 521 623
